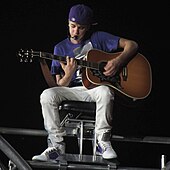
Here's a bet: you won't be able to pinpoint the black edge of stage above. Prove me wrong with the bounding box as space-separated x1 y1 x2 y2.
1 127 170 145
28 154 119 170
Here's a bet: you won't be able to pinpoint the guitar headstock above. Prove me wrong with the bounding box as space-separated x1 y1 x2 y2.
17 49 63 63
17 49 37 63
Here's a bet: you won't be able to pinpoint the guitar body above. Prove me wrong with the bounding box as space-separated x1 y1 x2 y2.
82 49 152 100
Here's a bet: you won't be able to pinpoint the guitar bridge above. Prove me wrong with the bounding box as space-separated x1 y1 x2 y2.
122 67 128 81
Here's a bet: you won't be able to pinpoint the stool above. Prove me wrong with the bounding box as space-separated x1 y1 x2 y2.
59 101 96 157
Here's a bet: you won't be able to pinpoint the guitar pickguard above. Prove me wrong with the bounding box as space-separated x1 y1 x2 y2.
90 69 122 90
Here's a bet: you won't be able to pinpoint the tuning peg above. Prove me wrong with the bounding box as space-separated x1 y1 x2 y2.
17 48 36 63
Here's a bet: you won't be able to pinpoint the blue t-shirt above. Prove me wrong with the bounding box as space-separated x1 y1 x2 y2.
51 31 120 86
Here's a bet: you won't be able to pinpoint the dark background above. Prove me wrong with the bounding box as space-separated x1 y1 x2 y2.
0 0 169 168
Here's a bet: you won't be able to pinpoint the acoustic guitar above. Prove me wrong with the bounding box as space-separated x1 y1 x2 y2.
17 49 152 101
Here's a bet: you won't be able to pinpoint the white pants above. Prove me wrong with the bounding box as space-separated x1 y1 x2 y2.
40 85 115 146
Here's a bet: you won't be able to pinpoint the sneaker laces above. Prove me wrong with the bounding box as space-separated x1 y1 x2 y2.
44 147 57 153
99 141 112 151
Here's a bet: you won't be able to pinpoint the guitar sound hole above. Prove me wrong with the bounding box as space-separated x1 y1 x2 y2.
98 61 107 72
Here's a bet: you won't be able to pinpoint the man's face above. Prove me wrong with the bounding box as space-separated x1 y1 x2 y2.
68 21 89 41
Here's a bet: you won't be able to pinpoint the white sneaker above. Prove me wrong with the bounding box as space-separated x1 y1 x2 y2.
96 140 117 159
32 142 65 161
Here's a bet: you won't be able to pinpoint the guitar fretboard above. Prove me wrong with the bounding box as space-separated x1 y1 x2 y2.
40 51 99 70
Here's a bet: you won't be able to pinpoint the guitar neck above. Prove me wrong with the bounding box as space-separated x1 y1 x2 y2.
40 51 98 70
